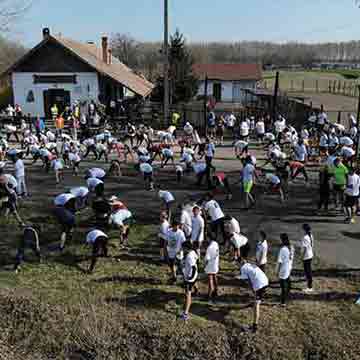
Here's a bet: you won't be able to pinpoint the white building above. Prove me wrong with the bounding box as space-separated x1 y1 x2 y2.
3 28 153 118
193 63 262 104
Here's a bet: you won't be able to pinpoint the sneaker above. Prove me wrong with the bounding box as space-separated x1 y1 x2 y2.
303 288 314 293
179 312 189 321
351 218 356 224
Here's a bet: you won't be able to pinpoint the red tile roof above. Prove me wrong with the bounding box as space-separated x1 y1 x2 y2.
193 63 262 81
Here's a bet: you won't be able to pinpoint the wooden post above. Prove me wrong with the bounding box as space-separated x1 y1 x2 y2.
337 81 341 93
333 81 336 93
302 79 305 92
343 81 346 94
316 79 319 93
290 79 294 91
329 80 332 93
203 75 208 136
356 85 360 158
272 71 280 123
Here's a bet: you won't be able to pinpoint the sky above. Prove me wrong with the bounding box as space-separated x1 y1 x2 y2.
9 0 360 47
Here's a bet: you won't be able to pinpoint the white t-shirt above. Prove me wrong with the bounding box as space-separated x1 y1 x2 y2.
162 148 174 158
54 193 75 206
340 137 353 146
191 215 205 243
205 241 219 274
180 210 192 237
86 229 108 244
256 121 265 135
275 120 285 133
88 168 106 179
193 163 206 174
319 134 328 147
70 186 89 198
231 233 248 249
345 173 360 196
240 263 269 291
183 250 198 282
264 133 275 141
140 163 153 174
159 190 175 203
240 122 249 136
341 146 355 159
294 144 307 162
96 143 107 152
227 114 236 127
266 173 281 185
204 200 224 221
227 217 240 234
83 138 95 147
176 164 184 173
166 229 186 259
158 220 170 240
87 177 104 192
300 234 314 261
14 159 25 177
256 240 268 265
242 163 255 182
277 246 294 280
234 140 248 151
109 209 132 226
4 174 17 190
181 152 193 164
69 152 81 163
52 159 64 171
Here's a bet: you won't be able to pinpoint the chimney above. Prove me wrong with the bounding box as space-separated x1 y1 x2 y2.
108 49 112 65
101 36 108 64
42 27 50 40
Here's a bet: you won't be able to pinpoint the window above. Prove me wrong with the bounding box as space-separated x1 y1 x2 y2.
26 90 35 103
33 75 77 84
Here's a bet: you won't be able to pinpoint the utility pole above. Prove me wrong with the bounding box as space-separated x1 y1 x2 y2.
272 71 280 124
163 0 169 126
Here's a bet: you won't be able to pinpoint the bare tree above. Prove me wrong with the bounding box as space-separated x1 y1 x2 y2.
0 0 31 32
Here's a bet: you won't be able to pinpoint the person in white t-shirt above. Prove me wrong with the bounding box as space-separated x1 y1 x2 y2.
165 221 186 283
204 193 226 243
191 206 205 255
256 119 265 142
139 161 154 190
299 224 314 293
239 252 269 333
256 231 268 273
69 149 81 175
240 120 249 140
70 186 90 210
13 154 27 197
158 190 175 221
158 212 170 261
176 164 184 183
179 203 193 239
344 168 360 224
230 232 249 261
293 139 308 163
51 156 64 184
276 233 294 306
264 172 285 203
85 229 109 273
205 236 219 303
180 241 199 321
108 198 133 248
224 215 241 237
234 140 249 159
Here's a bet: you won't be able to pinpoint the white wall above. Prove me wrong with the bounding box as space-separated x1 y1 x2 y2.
12 72 99 117
197 79 257 103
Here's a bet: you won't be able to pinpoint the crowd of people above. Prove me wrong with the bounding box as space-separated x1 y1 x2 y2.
0 104 359 333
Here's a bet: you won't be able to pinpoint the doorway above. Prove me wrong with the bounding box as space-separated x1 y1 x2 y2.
43 89 71 118
213 83 222 102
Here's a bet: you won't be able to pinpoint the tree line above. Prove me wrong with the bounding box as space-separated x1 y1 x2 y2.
111 33 360 81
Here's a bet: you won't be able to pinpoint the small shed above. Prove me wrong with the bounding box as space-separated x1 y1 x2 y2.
193 63 262 104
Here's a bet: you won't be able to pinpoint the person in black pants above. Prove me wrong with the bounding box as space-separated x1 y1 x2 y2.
14 225 42 272
86 230 109 273
301 224 314 293
318 166 330 213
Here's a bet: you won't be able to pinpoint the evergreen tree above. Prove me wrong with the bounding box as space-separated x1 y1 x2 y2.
152 30 198 104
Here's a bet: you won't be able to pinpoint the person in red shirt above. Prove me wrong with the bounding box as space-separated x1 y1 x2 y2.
286 161 309 183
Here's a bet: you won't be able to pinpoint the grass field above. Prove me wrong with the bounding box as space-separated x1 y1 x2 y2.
263 70 359 95
0 142 360 359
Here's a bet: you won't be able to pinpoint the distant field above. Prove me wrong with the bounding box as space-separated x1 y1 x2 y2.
262 70 359 95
